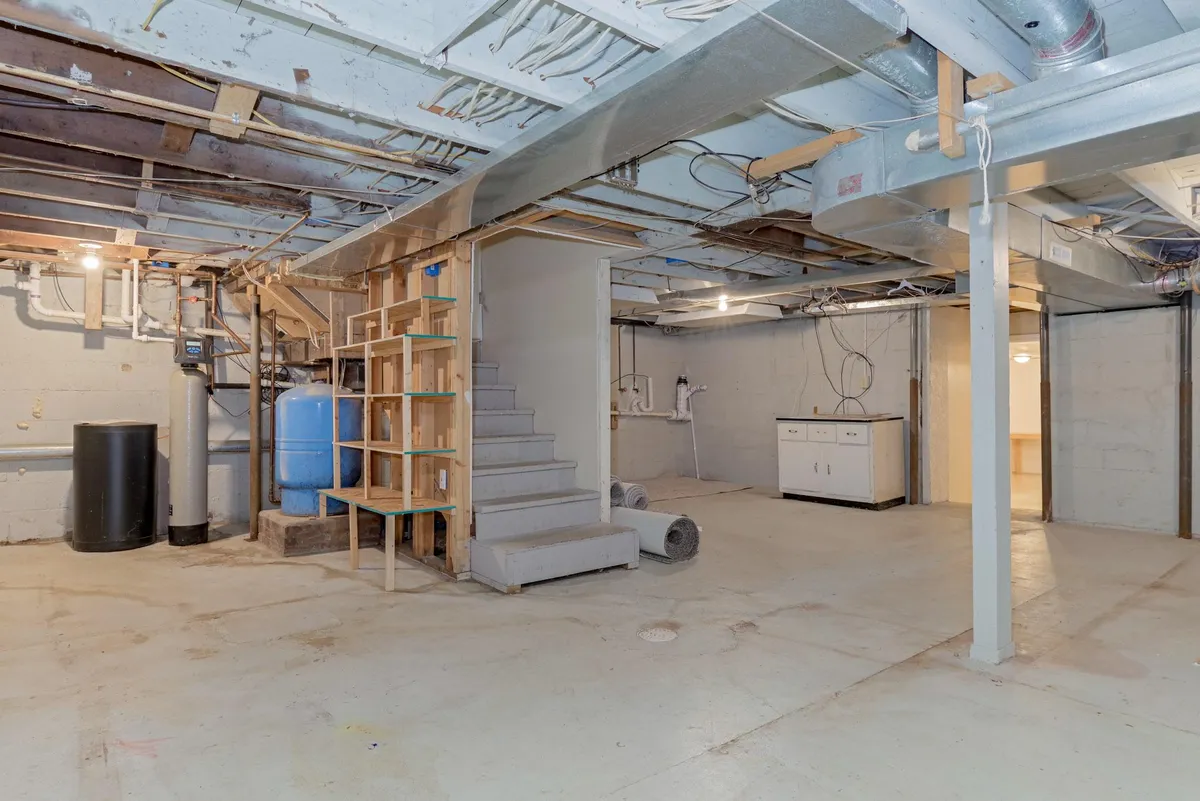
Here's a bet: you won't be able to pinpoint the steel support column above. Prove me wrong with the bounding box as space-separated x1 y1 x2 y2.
1180 293 1193 539
968 202 1014 665
1039 308 1053 522
909 310 922 504
248 287 262 542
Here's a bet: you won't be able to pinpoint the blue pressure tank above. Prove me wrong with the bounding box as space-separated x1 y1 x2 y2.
276 384 363 516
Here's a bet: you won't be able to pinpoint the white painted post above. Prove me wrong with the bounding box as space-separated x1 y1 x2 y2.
969 201 1015 664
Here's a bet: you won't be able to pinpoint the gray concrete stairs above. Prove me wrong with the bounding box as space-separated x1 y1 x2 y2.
470 362 638 591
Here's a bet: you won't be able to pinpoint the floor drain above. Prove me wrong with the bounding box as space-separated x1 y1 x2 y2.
638 627 678 643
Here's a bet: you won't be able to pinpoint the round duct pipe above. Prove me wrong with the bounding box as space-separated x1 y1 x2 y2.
980 0 1106 76
861 33 940 113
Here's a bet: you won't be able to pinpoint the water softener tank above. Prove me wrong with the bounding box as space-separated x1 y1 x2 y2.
169 366 209 546
276 384 363 516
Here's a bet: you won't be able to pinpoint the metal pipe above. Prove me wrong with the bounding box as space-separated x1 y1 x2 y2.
268 310 281 506
909 310 921 504
1039 308 1053 522
0 441 251 461
979 0 1105 77
1180 293 1193 539
248 286 262 541
660 262 946 305
861 33 939 113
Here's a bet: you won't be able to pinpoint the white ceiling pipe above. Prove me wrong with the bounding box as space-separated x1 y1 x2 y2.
25 263 126 326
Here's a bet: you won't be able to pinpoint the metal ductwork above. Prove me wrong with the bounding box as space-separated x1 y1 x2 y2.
861 33 940 113
811 29 1200 312
289 0 908 277
980 0 1105 77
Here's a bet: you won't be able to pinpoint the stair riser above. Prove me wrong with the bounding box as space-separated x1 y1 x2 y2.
473 465 576 501
474 497 600 541
473 366 499 385
473 439 555 465
470 530 640 592
475 388 516 411
474 413 534 436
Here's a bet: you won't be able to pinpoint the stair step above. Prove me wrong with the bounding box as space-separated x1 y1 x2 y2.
472 459 577 501
473 362 499 384
474 489 601 541
470 522 640 593
474 384 517 411
473 433 556 465
473 408 534 436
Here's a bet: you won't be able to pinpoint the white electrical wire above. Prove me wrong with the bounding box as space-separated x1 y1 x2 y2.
764 98 937 133
541 29 614 79
524 20 600 74
513 13 586 70
585 44 642 86
491 0 539 53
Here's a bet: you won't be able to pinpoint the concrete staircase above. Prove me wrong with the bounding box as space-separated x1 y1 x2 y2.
470 361 638 592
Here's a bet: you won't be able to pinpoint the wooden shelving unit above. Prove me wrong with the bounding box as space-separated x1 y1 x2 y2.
318 243 472 590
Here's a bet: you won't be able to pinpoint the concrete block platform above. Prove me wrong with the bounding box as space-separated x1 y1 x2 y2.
258 508 381 557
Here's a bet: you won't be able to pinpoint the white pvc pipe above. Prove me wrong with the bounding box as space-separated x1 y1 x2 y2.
130 259 238 341
27 264 126 326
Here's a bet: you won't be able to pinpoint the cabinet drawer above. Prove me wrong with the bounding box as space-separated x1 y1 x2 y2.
836 424 870 445
777 423 807 442
808 424 837 443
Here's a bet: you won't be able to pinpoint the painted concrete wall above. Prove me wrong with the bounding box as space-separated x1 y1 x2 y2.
1051 307 1180 533
670 311 913 488
479 233 609 494
0 268 268 543
923 307 971 504
610 324 690 480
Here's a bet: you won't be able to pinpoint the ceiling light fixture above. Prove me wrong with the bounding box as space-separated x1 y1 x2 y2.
1013 353 1032 364
78 242 102 270
718 294 729 312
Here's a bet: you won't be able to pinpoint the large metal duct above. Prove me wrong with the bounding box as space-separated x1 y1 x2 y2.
980 0 1105 77
861 33 940 113
289 0 908 276
811 30 1200 312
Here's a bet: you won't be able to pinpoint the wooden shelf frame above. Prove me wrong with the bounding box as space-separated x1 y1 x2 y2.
321 242 472 589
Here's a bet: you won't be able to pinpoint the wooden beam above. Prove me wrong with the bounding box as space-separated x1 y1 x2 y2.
209 84 260 139
747 130 863 180
1060 213 1102 229
84 266 104 330
519 217 644 248
938 51 966 159
966 71 1017 100
259 284 329 334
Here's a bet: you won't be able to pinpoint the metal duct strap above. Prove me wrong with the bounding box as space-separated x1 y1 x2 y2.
611 508 701 563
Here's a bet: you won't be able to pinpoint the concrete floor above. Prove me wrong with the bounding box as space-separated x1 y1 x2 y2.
3 483 1198 799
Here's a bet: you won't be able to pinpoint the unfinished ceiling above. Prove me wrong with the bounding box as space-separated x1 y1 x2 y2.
0 0 1198 319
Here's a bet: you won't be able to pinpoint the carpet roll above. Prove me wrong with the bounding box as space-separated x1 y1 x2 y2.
622 482 649 510
611 507 701 563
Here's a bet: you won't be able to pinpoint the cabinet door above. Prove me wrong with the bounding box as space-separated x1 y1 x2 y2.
824 442 873 500
779 440 824 494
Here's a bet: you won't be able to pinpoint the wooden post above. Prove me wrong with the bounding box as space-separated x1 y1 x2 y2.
84 266 105 330
938 51 965 159
448 241 473 574
385 515 396 591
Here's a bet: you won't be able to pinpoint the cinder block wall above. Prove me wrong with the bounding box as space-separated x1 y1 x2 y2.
1051 306 1182 533
610 324 690 480
672 311 913 488
0 269 267 543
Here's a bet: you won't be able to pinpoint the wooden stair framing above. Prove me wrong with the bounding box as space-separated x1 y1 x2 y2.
319 242 473 589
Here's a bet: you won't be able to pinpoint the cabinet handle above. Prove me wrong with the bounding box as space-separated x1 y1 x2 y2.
827 464 831 475
813 462 818 473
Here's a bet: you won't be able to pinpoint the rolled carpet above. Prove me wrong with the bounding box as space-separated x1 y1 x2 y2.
623 482 649 510
610 475 627 506
611 507 700 563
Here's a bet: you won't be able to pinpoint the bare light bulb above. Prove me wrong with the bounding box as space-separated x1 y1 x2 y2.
81 253 100 270
1013 353 1031 364
718 294 728 312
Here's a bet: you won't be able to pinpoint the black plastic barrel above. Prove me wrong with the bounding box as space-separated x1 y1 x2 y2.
71 422 157 552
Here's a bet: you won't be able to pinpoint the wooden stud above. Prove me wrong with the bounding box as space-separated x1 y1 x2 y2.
83 265 104 330
448 240 473 574
966 72 1017 101
209 83 260 139
349 503 360 571
938 51 966 160
363 341 373 501
747 130 863 180
384 515 396 591
1061 214 1102 229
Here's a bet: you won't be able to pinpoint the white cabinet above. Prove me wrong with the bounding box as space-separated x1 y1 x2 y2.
777 417 906 509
